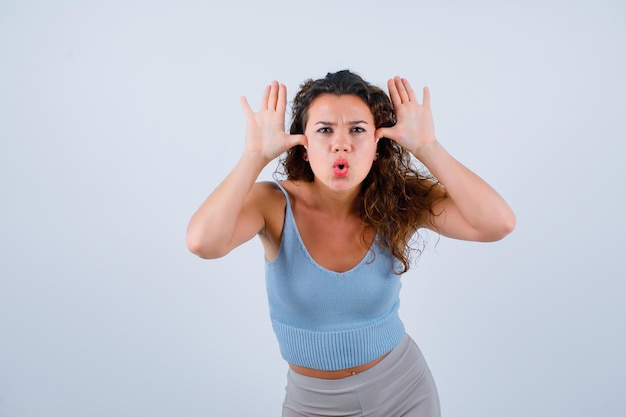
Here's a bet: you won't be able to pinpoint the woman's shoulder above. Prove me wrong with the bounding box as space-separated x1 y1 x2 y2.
253 180 282 193
255 179 304 202
252 180 294 220
251 181 286 205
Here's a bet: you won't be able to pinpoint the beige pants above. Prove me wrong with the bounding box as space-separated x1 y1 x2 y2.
282 334 440 417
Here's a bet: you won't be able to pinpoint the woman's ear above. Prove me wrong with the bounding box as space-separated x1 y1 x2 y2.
302 139 309 161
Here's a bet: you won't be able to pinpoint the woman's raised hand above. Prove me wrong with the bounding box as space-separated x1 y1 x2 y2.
240 81 305 162
375 77 437 159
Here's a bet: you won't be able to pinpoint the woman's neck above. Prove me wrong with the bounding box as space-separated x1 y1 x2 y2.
293 179 361 220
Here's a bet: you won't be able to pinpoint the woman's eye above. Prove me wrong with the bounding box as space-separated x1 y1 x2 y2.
351 126 365 133
318 127 331 133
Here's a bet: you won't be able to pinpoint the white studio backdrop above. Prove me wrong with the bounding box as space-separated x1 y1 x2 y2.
1 0 624 416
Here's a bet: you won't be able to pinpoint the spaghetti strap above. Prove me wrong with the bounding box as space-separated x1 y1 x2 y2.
274 181 290 205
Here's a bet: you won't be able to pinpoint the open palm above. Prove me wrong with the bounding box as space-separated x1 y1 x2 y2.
375 77 437 158
240 81 305 162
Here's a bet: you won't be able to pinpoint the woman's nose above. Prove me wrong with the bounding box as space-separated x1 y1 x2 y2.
332 137 352 152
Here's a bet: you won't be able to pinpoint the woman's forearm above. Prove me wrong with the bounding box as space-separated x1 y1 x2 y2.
186 152 269 258
415 141 516 240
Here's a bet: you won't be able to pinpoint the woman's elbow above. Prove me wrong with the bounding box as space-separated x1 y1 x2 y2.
186 231 228 259
486 210 516 241
504 211 517 235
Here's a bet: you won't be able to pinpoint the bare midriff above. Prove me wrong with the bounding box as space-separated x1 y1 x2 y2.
288 352 390 380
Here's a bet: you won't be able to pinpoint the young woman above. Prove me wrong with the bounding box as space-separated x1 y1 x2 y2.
186 70 515 416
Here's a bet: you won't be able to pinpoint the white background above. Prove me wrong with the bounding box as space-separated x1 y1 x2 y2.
1 0 624 416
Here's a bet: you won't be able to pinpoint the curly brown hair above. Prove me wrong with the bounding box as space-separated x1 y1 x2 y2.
276 70 445 273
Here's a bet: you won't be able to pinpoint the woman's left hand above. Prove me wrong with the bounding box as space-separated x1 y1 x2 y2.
375 77 437 159
377 78 516 242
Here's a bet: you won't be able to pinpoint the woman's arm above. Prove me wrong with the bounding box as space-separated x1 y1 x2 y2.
186 81 305 258
414 144 516 241
376 77 516 241
186 153 269 259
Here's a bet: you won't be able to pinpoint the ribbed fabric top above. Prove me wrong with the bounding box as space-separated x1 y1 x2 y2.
265 182 405 371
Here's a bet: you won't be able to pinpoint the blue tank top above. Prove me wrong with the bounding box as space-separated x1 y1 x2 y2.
265 182 406 371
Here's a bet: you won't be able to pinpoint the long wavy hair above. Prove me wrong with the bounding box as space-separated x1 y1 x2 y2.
277 70 445 273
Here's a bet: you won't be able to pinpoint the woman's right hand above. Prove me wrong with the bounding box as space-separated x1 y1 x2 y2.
240 81 305 162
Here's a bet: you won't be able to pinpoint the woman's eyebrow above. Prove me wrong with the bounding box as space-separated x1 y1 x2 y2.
314 120 369 126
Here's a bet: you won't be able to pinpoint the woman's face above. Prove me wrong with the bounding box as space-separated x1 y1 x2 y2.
303 94 377 191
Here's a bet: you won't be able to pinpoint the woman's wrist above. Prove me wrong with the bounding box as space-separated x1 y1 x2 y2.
240 149 273 169
411 138 442 162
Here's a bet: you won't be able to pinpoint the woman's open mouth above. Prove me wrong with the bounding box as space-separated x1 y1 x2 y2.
333 158 349 177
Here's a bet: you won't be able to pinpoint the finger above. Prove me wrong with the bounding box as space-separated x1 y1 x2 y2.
387 78 401 106
240 96 254 117
375 127 391 141
276 83 287 113
286 133 307 149
423 86 431 109
259 84 271 110
267 80 279 110
402 78 418 103
394 76 410 103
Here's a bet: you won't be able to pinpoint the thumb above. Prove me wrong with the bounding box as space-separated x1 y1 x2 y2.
240 96 254 118
286 133 307 149
375 127 393 141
